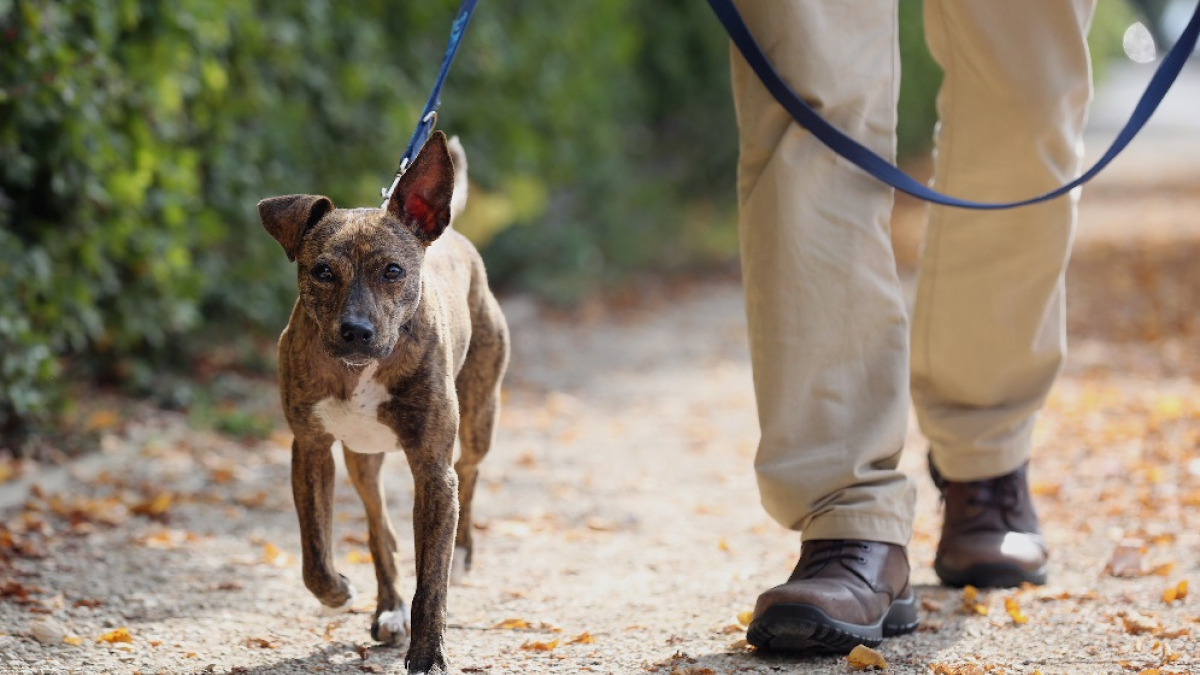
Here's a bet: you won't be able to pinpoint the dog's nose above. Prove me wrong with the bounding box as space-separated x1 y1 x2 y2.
340 320 375 345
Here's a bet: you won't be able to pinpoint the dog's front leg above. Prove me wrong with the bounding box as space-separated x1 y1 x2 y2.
405 456 459 675
343 447 409 645
292 436 356 611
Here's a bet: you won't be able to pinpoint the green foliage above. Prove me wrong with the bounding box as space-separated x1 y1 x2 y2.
0 0 1137 442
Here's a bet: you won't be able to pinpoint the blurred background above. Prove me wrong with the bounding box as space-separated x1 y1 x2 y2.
0 0 1177 449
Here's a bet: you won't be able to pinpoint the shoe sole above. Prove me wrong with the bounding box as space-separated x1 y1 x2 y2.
746 590 919 654
934 560 1047 589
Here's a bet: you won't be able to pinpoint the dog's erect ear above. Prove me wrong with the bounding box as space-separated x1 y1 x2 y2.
387 131 454 245
258 194 334 262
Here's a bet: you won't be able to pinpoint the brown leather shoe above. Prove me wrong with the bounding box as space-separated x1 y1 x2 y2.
931 457 1048 588
746 540 918 653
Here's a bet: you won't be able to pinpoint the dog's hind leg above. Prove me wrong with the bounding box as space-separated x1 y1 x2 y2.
343 447 409 645
452 307 510 582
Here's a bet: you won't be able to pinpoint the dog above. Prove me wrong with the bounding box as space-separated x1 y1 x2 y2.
258 131 509 674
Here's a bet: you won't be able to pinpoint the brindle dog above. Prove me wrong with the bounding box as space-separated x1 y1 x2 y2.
258 132 508 675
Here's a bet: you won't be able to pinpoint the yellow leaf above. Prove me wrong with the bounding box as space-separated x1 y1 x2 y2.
0 461 14 483
1005 597 1029 624
493 618 529 630
262 542 290 566
717 538 730 552
1163 579 1188 604
346 549 373 564
131 493 172 517
962 585 988 615
736 610 754 627
519 639 558 651
568 631 595 644
97 627 133 644
62 634 83 646
845 644 888 670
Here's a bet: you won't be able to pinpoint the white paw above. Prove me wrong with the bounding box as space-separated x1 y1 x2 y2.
375 606 411 645
450 545 469 585
319 584 358 616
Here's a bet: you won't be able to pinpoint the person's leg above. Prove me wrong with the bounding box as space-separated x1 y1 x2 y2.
731 0 918 651
913 0 1096 587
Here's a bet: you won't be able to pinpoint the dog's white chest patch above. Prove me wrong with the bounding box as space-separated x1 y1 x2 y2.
313 363 401 454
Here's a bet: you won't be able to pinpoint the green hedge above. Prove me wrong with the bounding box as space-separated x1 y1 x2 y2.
0 0 1130 442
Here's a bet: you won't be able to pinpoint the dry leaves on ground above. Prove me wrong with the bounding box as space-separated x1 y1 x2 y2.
846 644 888 670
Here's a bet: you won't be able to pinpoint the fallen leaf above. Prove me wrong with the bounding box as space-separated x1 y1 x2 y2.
568 631 595 644
346 549 373 564
245 637 276 649
1122 611 1160 635
131 493 172 518
493 618 530 630
729 638 753 651
962 585 988 615
1151 562 1177 577
1005 596 1030 624
261 542 290 567
1106 540 1148 577
30 618 66 645
736 610 754 627
846 644 888 670
62 634 83 646
1162 579 1188 604
97 627 134 644
519 638 558 651
921 598 945 612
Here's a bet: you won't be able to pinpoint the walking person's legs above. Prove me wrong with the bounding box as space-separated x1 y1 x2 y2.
913 0 1096 587
730 0 919 651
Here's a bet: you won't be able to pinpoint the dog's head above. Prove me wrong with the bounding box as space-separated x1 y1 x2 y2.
258 132 456 366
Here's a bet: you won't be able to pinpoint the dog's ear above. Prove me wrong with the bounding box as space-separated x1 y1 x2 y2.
258 194 334 262
387 131 455 245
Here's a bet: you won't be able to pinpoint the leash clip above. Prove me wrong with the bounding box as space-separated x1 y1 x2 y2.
382 111 439 207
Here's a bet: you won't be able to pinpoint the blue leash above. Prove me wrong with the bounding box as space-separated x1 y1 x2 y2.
382 0 480 206
707 0 1200 210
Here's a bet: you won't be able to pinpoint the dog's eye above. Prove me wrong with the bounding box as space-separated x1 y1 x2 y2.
383 263 405 282
311 264 335 283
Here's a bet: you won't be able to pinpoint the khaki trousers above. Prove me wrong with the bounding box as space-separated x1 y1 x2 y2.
731 0 1095 545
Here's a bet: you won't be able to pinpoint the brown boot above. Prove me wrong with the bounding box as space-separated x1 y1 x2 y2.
747 540 918 653
931 457 1048 588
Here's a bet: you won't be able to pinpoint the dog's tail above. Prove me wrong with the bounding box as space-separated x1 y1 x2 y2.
447 135 469 224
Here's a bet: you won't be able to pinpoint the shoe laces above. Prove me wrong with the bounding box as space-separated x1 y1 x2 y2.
931 461 1026 525
792 540 873 580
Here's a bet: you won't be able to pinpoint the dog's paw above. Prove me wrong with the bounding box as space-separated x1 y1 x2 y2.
371 605 411 646
406 648 449 675
450 545 470 585
318 583 358 616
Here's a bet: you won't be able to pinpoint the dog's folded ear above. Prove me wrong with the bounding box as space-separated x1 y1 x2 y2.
258 194 334 262
387 131 455 245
